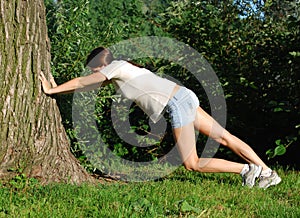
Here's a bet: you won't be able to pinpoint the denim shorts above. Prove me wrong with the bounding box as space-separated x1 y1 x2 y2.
166 87 199 128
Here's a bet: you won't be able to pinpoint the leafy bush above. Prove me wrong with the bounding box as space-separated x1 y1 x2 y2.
45 0 299 172
45 0 174 173
155 0 299 165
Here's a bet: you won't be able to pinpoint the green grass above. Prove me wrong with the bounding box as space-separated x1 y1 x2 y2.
0 167 299 218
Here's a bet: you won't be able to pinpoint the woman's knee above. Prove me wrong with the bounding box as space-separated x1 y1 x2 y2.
183 158 199 171
183 158 208 172
183 162 195 171
183 161 210 173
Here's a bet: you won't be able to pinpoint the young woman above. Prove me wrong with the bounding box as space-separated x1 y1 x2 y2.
39 47 281 189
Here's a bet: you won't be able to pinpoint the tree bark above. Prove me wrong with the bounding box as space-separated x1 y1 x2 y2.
0 0 94 184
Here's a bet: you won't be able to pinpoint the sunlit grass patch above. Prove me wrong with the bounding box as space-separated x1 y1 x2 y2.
0 167 299 217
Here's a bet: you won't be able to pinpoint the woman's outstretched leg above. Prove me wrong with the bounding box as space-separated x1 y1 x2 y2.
193 106 269 170
193 106 281 188
173 122 262 187
173 122 244 174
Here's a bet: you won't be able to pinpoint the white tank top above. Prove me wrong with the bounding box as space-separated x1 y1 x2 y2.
100 60 176 123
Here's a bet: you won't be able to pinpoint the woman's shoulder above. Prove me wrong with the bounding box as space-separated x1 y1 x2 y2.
109 59 127 65
104 60 128 70
105 60 147 75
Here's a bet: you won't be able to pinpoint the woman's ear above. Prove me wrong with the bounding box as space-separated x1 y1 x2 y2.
90 65 106 73
100 65 106 69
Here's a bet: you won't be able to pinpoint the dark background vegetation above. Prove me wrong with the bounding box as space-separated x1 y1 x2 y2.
44 0 299 172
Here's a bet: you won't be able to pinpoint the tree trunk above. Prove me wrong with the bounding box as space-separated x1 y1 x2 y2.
0 0 94 184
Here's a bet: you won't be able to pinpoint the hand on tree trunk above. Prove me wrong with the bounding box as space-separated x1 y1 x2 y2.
49 74 58 87
39 71 54 95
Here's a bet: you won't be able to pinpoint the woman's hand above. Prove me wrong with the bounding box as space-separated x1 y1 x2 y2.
49 74 58 88
39 71 56 95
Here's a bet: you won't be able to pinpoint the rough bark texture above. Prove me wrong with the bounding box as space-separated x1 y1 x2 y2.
0 0 94 184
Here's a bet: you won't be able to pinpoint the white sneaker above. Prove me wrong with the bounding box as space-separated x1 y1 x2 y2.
242 164 262 187
258 171 281 189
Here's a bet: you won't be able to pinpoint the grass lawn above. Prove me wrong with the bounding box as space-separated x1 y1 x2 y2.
0 167 299 217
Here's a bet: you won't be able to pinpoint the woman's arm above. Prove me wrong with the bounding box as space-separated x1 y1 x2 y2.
39 71 108 95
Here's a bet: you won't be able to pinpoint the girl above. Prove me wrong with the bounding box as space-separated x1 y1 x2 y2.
39 47 281 189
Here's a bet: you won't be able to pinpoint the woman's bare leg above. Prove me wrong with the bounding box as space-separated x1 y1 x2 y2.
193 106 269 170
173 122 244 174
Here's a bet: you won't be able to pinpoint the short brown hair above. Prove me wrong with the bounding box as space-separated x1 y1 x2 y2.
85 47 114 68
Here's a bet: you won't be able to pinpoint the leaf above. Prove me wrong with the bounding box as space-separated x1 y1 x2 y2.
266 149 275 159
266 149 274 157
179 200 201 213
289 51 300 57
131 198 152 212
274 145 286 156
275 139 282 146
274 107 283 112
249 82 258 90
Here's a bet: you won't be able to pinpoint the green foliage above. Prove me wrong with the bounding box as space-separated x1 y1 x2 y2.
45 0 173 172
155 0 299 163
8 174 39 191
4 168 39 191
45 0 299 172
177 199 202 214
267 136 298 159
45 0 95 80
45 0 98 160
89 0 166 43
